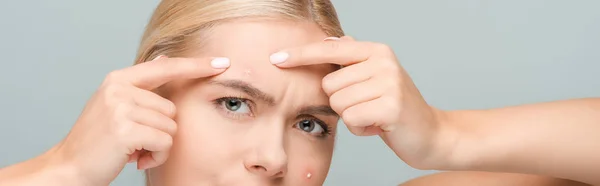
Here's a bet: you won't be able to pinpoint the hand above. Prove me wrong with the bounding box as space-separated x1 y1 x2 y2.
47 56 230 185
270 36 447 169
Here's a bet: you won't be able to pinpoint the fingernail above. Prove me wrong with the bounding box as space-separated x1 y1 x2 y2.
210 57 230 69
270 52 289 64
323 37 341 41
152 55 166 61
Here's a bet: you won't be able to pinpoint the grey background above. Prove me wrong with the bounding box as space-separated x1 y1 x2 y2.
1 0 599 185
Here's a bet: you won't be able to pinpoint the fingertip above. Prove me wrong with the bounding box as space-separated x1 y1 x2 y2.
346 126 363 136
364 126 383 135
137 153 163 170
152 55 167 61
210 57 230 69
323 37 341 41
348 126 381 136
128 150 142 163
269 52 290 66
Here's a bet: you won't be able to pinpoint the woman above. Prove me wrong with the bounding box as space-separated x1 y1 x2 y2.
0 0 345 185
0 0 598 185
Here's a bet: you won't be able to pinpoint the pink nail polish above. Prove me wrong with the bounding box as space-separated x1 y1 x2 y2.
270 52 289 64
152 55 166 61
323 37 341 41
210 57 230 69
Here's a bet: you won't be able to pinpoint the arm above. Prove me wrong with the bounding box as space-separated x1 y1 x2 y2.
0 148 81 186
400 171 590 186
440 98 600 185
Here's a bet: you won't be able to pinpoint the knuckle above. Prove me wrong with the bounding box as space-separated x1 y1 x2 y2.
373 43 394 54
104 70 124 84
380 58 398 69
101 83 124 99
113 103 134 121
379 77 397 90
158 134 173 150
164 100 177 117
328 94 343 114
114 120 134 140
341 109 358 126
165 119 178 135
321 78 335 96
381 97 401 114
375 59 401 76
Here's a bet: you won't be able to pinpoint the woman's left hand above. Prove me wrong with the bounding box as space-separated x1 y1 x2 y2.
270 36 449 168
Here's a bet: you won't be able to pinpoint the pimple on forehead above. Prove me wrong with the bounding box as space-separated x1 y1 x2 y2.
244 69 252 77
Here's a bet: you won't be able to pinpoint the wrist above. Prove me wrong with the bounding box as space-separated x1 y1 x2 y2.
433 109 490 171
423 108 460 170
0 149 85 186
40 146 90 186
38 163 86 186
402 107 457 170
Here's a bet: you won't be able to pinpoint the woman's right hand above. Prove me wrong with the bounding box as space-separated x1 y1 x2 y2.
46 56 230 185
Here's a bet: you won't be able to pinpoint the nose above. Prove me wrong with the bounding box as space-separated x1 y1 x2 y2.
244 124 288 178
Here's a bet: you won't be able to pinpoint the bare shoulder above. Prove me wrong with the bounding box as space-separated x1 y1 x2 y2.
399 171 590 186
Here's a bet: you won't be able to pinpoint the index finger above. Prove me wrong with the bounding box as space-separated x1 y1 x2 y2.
269 40 374 68
115 57 230 90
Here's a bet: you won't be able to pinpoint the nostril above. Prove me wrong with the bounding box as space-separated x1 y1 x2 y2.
252 165 267 172
273 171 284 177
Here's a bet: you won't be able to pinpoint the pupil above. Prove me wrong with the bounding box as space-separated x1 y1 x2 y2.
300 120 314 132
226 99 241 111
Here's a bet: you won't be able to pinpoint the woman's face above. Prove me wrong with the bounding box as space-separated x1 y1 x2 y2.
149 19 339 186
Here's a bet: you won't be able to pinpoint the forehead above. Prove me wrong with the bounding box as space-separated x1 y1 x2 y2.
195 18 334 103
204 19 327 55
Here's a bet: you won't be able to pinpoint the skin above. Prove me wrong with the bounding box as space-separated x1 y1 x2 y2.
1 13 599 186
148 19 339 186
271 36 600 185
400 172 591 186
0 57 229 186
271 36 443 168
0 19 338 186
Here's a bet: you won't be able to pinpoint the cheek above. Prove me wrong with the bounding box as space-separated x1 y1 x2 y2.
286 134 334 185
165 93 247 174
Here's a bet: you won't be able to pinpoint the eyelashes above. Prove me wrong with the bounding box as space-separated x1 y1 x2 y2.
213 96 254 118
296 115 332 138
212 97 332 138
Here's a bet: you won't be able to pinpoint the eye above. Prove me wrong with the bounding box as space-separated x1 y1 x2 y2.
296 118 330 137
215 97 253 116
222 98 250 113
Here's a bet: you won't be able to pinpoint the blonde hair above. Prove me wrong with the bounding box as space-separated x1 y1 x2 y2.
134 0 344 65
135 0 344 185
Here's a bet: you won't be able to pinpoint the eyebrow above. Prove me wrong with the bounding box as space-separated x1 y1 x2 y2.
207 79 338 117
298 105 339 117
208 79 276 105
